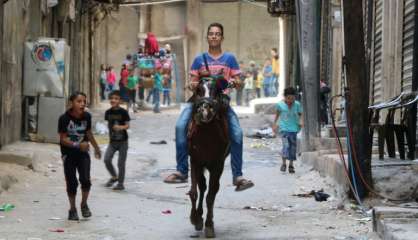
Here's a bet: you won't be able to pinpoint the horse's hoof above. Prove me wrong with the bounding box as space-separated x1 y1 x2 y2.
205 227 216 238
195 218 204 231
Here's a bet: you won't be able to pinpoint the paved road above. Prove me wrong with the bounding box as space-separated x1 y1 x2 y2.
0 106 377 240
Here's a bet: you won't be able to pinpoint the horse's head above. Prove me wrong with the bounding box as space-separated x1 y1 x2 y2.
192 77 230 124
194 98 218 124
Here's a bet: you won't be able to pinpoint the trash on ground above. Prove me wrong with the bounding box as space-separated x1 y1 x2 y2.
161 209 172 214
313 190 330 202
250 143 266 149
49 217 62 220
0 203 15 212
243 206 267 211
246 127 275 139
0 215 5 219
95 122 109 135
190 234 200 238
175 185 188 189
292 189 331 202
355 217 372 223
150 140 167 145
49 228 65 233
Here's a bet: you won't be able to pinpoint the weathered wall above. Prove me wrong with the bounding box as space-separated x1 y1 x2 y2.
0 0 98 146
201 2 279 65
150 2 186 37
104 6 140 78
0 1 28 146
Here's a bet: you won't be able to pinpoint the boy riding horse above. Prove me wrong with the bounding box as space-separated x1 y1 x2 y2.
164 22 254 191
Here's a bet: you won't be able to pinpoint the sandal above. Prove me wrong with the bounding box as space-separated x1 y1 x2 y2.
163 172 188 184
234 178 254 192
280 164 287 172
288 165 295 174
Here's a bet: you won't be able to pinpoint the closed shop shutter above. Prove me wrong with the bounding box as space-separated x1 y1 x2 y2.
401 0 417 150
401 0 415 94
372 0 384 104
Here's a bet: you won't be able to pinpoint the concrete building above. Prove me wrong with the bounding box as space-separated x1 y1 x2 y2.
102 0 280 101
0 0 114 146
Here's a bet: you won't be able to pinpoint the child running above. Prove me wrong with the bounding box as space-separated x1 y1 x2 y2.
103 90 131 190
58 92 101 221
272 87 304 174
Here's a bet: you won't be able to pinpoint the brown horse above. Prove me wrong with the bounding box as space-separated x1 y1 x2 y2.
187 78 230 238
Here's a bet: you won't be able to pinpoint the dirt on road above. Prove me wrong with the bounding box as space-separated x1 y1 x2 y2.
0 107 378 240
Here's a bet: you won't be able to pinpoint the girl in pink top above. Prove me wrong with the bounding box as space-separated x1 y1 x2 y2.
106 66 117 91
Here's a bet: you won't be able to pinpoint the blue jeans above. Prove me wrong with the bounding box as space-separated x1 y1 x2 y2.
153 88 160 113
163 90 171 106
281 131 297 161
175 103 243 180
264 85 270 97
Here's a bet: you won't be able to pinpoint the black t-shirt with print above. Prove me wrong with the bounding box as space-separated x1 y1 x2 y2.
104 107 130 142
58 110 92 156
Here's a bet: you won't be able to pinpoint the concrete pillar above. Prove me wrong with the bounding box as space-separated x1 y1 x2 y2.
278 17 287 97
0 1 3 147
138 5 151 45
185 0 202 100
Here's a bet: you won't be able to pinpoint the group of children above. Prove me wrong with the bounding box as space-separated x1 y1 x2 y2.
58 85 302 221
58 90 130 220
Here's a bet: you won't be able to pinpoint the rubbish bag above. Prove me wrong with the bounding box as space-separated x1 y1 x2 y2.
95 122 108 135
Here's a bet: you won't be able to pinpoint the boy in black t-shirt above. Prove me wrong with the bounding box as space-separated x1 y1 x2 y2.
104 90 131 190
58 92 101 221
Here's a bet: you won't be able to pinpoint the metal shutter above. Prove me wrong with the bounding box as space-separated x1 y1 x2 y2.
401 0 415 93
372 0 384 104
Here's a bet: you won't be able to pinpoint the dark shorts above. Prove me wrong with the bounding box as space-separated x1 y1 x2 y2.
62 153 91 195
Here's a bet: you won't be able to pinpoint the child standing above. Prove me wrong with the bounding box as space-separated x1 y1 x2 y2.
103 91 130 190
100 64 107 100
106 66 116 95
126 69 139 113
153 65 163 113
244 71 254 106
272 87 304 174
58 92 101 221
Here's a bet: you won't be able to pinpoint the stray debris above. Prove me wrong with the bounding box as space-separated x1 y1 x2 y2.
49 217 62 220
95 122 109 135
49 228 65 233
0 203 15 212
292 190 330 202
355 217 372 223
161 210 172 215
189 234 200 238
243 206 267 211
150 140 167 145
246 127 275 139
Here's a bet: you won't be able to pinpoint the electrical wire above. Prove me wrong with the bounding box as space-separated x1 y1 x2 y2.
330 95 368 214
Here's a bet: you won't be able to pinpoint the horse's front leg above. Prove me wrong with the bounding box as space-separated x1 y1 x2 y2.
205 170 222 238
195 171 206 231
189 160 199 226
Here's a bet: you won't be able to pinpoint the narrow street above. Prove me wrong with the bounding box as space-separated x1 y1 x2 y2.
0 107 377 240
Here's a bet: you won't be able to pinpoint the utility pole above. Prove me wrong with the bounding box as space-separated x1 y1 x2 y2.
295 0 321 151
0 1 4 147
342 0 372 198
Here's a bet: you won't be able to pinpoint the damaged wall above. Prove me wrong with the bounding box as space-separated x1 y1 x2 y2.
0 0 100 147
201 2 280 65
